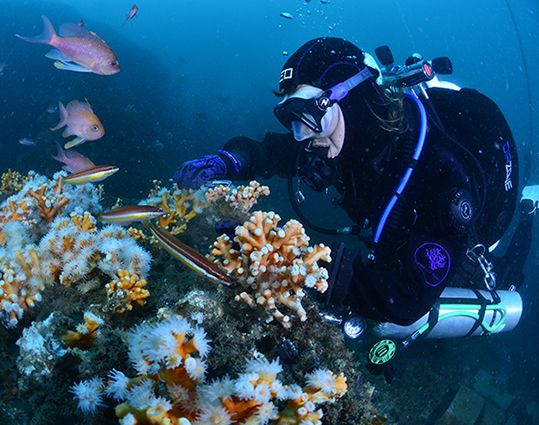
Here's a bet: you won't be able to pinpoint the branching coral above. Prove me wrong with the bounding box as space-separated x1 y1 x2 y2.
39 212 101 287
70 315 347 424
105 269 150 313
209 211 331 328
143 180 208 235
0 169 30 195
26 179 69 223
205 181 270 213
0 171 102 241
0 222 45 327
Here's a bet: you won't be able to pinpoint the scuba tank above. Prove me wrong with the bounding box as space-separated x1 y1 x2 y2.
373 287 522 339
364 287 522 383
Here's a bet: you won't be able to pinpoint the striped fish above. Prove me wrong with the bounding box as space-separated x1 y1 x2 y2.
143 220 231 285
98 205 164 225
62 165 119 185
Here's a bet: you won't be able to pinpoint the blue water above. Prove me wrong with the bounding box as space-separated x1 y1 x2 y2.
1 0 538 422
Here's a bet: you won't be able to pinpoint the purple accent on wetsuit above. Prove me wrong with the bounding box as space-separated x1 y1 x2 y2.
218 150 242 174
414 242 451 287
173 155 227 189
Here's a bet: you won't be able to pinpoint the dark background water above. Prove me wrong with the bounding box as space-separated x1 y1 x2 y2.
1 0 538 421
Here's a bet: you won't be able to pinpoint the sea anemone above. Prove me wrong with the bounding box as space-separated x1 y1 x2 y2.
194 403 233 425
70 377 105 414
198 376 235 403
105 369 131 400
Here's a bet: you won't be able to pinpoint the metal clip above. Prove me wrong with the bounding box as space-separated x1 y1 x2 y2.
295 178 306 204
466 244 496 290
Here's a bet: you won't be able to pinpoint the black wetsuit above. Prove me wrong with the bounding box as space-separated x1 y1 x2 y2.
219 87 525 325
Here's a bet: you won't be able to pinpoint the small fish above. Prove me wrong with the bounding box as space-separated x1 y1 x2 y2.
46 104 58 114
143 220 231 285
16 16 120 75
98 205 164 225
18 138 36 146
121 4 139 27
280 12 293 19
51 100 104 149
62 165 119 185
77 19 85 27
0 62 5 75
52 142 95 172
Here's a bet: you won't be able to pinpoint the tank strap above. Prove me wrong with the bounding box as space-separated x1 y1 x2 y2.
420 302 441 339
437 285 501 337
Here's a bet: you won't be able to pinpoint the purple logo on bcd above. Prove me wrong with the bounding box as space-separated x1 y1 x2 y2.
414 242 450 286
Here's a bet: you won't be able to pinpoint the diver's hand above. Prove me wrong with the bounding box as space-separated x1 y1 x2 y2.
173 155 227 189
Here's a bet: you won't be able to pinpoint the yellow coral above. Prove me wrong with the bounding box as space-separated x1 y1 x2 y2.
105 269 150 313
210 211 331 328
0 169 29 195
146 181 208 235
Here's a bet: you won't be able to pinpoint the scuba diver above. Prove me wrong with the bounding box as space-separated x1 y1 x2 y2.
173 38 536 373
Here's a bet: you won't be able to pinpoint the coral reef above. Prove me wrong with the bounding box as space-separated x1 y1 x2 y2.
0 172 374 425
0 222 45 326
70 315 347 425
105 269 150 313
210 211 331 328
0 171 102 239
0 169 30 196
205 181 270 214
143 180 208 235
0 172 152 327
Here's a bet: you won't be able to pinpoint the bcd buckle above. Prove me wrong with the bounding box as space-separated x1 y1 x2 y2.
466 244 496 290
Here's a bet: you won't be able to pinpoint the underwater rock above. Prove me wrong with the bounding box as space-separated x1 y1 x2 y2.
15 312 66 389
175 288 224 325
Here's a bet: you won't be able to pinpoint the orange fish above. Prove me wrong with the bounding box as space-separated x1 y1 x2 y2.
16 16 120 75
121 4 139 28
51 100 105 149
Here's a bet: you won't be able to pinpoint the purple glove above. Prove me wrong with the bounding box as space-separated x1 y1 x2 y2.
173 155 227 189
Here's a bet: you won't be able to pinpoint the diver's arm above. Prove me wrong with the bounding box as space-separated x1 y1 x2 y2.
222 132 299 180
174 132 297 188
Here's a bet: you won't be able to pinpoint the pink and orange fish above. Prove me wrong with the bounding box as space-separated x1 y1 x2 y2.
121 4 139 27
16 16 119 75
51 100 104 149
52 142 95 172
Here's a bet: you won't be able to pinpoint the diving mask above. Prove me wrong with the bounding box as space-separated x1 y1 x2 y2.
274 86 338 136
274 66 375 140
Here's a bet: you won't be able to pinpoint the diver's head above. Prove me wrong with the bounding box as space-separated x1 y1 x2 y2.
274 37 381 144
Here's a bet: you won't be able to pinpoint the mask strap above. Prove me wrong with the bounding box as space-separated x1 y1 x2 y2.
328 67 374 102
